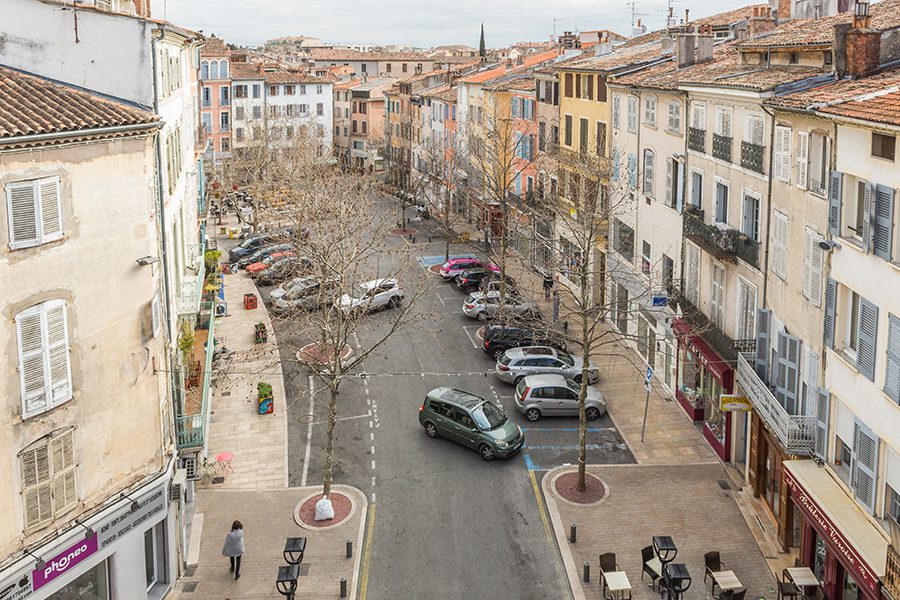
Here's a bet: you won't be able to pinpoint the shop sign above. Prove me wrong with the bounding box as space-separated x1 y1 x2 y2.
784 470 880 595
720 394 752 412
97 487 167 549
31 535 99 591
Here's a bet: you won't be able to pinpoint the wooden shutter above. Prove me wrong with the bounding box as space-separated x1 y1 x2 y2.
856 297 878 381
824 278 837 349
7 181 39 248
586 75 594 100
675 160 684 213
775 331 801 412
862 182 873 253
774 126 790 182
16 307 48 415
39 178 62 242
21 442 53 529
796 131 809 189
828 171 843 234
803 346 819 413
628 153 637 188
872 184 895 260
885 314 900 404
612 148 620 180
45 301 72 404
804 229 824 306
643 150 654 196
814 388 830 459
852 420 879 514
575 74 581 98
666 158 674 208
755 309 771 379
51 429 77 514
564 73 573 97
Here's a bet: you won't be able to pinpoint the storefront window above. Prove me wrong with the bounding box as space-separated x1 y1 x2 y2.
843 571 862 600
48 560 109 600
813 535 826 583
703 369 725 443
678 347 701 409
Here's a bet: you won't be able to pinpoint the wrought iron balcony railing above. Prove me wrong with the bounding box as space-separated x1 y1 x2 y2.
688 127 705 153
712 133 732 163
683 209 759 268
175 299 216 450
740 141 765 174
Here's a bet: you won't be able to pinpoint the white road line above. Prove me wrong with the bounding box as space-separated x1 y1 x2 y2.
300 376 315 488
369 420 373 428
371 460 376 470
371 491 377 503
462 326 479 349
370 446 375 454
436 294 446 306
370 432 374 441
309 413 370 426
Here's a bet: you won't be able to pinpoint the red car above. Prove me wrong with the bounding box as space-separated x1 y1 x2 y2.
246 251 296 275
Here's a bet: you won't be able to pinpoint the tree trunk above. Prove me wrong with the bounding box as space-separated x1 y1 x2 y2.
577 263 591 492
322 377 339 496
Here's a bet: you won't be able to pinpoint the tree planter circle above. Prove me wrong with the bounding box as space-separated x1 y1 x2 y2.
297 343 353 368
390 227 417 237
294 492 354 530
550 470 608 506
427 264 443 275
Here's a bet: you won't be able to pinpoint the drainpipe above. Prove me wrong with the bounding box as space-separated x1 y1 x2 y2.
761 104 777 308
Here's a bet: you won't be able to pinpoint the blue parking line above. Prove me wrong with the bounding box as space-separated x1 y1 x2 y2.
521 427 613 432
523 444 611 450
523 453 543 471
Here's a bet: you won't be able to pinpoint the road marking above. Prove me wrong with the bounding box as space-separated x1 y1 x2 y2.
371 459 376 470
528 469 555 551
370 432 374 441
300 376 315 487
358 502 376 600
436 293 446 306
522 427 616 432
308 413 370 426
370 445 375 454
523 443 618 450
462 326 479 349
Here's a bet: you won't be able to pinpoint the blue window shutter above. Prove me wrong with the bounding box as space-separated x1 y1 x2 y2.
612 149 620 180
775 331 801 413
886 314 900 404
873 184 895 260
755 308 771 380
814 387 830 460
851 420 879 514
862 183 874 253
828 171 842 235
824 278 837 349
628 153 637 188
856 297 878 381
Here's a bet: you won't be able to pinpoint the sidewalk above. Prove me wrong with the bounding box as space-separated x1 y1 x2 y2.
170 217 368 599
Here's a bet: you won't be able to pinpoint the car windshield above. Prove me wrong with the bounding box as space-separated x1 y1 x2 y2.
351 285 370 299
565 378 581 393
515 379 528 398
286 282 316 300
471 401 506 430
497 353 512 366
558 353 575 367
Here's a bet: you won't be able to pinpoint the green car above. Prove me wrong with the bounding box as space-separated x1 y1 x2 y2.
418 387 524 461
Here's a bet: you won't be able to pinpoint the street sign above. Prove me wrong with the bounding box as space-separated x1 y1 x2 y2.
651 294 668 307
645 366 653 384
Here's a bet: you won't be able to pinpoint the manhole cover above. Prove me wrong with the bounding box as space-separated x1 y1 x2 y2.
181 582 198 592
717 479 731 490
212 477 225 484
297 413 315 423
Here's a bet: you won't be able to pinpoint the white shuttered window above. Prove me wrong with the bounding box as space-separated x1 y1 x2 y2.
16 300 73 418
773 211 789 279
774 126 792 183
20 428 78 530
6 176 63 249
796 131 810 189
803 228 824 306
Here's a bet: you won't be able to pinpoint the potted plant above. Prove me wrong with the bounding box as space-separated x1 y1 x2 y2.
257 382 274 415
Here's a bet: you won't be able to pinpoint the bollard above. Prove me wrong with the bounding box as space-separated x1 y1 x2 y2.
346 539 353 559
569 523 577 544
412 235 416 243
428 236 432 243
340 577 348 598
408 233 412 241
583 561 590 583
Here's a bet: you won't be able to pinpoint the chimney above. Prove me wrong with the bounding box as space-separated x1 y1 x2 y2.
596 33 613 55
632 19 647 37
777 0 791 22
749 7 777 37
676 29 697 68
697 24 714 63
660 34 675 55
684 8 690 23
845 1 881 77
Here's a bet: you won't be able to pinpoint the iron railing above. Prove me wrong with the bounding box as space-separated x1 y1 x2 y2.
177 258 206 316
683 209 759 268
668 279 755 362
175 298 216 450
688 127 706 153
740 141 765 174
886 545 900 600
712 133 732 163
736 354 816 454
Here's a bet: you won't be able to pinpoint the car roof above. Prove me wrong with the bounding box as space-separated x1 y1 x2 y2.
523 374 569 386
428 387 485 409
361 277 397 290
508 346 557 358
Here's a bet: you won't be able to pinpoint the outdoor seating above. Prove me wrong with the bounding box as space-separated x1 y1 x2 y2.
599 552 618 573
778 569 802 600
603 570 633 600
660 562 691 600
716 587 747 600
704 551 726 584
641 545 661 589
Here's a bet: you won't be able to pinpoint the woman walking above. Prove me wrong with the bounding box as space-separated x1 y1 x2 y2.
222 520 244 580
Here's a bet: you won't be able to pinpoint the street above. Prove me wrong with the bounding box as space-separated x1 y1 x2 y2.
265 197 633 599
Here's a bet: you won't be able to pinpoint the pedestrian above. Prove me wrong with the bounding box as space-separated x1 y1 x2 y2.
222 520 244 580
542 272 554 300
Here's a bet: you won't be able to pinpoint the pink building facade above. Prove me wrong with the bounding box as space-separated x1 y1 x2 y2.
199 36 232 161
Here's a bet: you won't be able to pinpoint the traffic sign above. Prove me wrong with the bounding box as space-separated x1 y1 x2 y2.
645 366 653 384
645 381 652 392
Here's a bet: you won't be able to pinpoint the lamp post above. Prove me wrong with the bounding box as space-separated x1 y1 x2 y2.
283 537 307 566
276 565 299 600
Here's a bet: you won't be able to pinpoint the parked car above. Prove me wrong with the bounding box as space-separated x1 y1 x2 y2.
482 325 566 360
478 274 517 294
255 256 312 286
453 269 516 293
237 243 294 268
268 276 309 302
418 387 524 461
270 276 339 314
337 278 404 314
495 346 600 384
228 234 271 262
246 251 296 275
439 258 499 280
462 291 540 321
514 374 606 422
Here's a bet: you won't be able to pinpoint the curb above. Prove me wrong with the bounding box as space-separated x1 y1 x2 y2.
541 466 587 600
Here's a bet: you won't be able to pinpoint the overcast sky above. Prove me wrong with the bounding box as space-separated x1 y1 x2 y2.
162 0 742 48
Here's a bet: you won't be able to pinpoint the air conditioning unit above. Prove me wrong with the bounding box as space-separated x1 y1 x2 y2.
170 468 188 501
180 455 198 480
215 302 228 317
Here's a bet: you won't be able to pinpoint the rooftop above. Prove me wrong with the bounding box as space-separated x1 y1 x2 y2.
308 48 430 61
201 35 229 57
0 65 159 140
460 49 561 84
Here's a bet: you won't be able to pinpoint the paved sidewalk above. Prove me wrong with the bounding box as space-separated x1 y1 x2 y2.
542 464 777 600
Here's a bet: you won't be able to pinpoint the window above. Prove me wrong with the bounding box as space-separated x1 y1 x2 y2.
642 149 655 197
690 170 702 209
6 176 63 249
220 111 229 130
834 288 878 380
220 87 230 106
268 85 278 96
691 102 706 130
667 101 681 132
252 84 261 98
716 106 732 137
201 86 211 107
773 125 792 183
872 132 896 160
596 121 606 156
252 105 262 119
745 114 764 146
641 240 651 274
403 63 408 73
579 118 589 153
564 73 574 97
538 121 546 151
665 157 684 210
234 84 247 98
317 103 324 116
737 277 757 340
221 137 230 151
772 211 789 279
809 132 831 194
235 107 245 120
887 484 900 522
715 181 728 224
886 314 900 404
236 127 244 141
613 219 634 262
201 112 212 132
644 95 657 127
19 428 77 530
684 242 700 305
662 254 674 289
300 85 307 95
803 228 824 306
200 60 209 80
711 263 726 329
144 522 167 591
16 300 72 417
386 63 392 73
209 60 219 80
627 96 638 133
612 95 621 129
796 131 809 188
564 115 573 146
852 420 879 514
362 121 368 134
741 192 760 241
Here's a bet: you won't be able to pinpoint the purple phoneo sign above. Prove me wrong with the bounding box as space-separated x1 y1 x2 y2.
31 535 99 591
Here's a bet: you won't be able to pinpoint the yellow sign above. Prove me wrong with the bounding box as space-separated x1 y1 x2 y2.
720 394 752 412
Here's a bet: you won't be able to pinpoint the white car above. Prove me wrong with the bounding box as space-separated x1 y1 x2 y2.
338 278 404 314
269 276 313 302
462 291 540 321
271 276 339 315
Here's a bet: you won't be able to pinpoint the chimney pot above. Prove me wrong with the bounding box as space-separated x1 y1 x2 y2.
685 8 690 23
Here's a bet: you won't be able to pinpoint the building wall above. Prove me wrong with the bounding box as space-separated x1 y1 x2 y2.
200 56 232 157
265 82 334 152
232 78 266 149
333 88 353 158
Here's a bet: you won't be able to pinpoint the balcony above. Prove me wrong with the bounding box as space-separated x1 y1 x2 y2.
175 299 216 450
712 133 732 163
683 207 759 268
740 141 765 174
177 257 205 316
886 545 900 600
221 97 230 106
736 353 816 455
688 127 705 153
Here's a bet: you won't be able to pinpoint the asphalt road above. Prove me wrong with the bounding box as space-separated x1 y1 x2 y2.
264 197 633 600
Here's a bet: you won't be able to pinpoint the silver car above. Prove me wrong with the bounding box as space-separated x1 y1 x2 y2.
514 374 606 422
495 346 600 384
270 276 338 315
462 291 540 321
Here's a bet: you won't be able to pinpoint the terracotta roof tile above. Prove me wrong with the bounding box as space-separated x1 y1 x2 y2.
820 89 900 125
461 49 561 83
263 69 329 84
231 62 266 80
201 35 229 57
693 3 767 26
561 43 672 73
308 49 430 61
484 76 537 91
0 66 158 139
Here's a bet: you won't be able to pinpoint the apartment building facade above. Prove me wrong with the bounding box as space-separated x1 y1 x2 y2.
200 36 232 160
349 78 391 172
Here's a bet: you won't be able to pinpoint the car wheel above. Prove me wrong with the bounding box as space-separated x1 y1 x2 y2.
492 347 507 361
477 311 487 322
513 375 524 385
388 296 401 309
586 407 601 421
479 444 496 461
525 408 541 422
424 422 439 438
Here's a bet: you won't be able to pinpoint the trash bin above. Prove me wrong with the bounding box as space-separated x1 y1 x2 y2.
243 293 258 310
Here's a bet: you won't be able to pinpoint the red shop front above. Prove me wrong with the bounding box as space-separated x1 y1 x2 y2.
674 318 734 462
784 460 890 600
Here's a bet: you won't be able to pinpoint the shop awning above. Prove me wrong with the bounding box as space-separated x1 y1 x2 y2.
673 318 732 385
784 460 889 596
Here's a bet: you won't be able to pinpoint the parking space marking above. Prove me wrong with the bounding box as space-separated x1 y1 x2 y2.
300 376 315 487
522 426 615 432
462 326 479 349
528 469 556 551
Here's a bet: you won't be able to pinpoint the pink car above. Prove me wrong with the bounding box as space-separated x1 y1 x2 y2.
439 258 500 279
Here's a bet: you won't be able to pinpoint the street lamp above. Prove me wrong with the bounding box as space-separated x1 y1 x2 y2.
283 537 307 566
276 565 299 600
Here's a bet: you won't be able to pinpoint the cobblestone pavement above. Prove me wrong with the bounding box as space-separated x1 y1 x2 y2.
543 464 778 600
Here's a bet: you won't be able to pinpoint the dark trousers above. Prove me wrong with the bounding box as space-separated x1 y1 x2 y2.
229 555 242 577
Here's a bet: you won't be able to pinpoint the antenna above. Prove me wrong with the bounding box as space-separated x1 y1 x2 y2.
552 18 564 39
625 1 649 27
